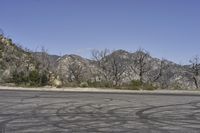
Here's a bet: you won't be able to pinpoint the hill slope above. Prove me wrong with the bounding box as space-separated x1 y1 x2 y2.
0 35 197 89
0 35 49 86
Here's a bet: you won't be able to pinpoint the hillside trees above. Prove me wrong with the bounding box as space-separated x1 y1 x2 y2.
91 49 127 86
129 48 151 84
0 35 49 86
91 49 112 86
189 56 200 89
67 61 85 83
33 47 51 85
2 30 200 89
56 54 89 86
91 49 111 82
148 58 170 88
107 53 127 86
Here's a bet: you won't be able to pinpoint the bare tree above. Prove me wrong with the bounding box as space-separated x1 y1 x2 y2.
91 49 111 81
91 49 127 86
146 58 171 88
152 59 169 82
33 47 51 70
31 46 52 85
130 48 151 84
40 47 51 72
68 61 84 83
189 55 200 89
108 55 127 86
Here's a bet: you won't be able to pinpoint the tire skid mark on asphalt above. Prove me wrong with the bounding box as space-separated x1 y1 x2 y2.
1 91 200 132
29 101 138 132
136 100 200 131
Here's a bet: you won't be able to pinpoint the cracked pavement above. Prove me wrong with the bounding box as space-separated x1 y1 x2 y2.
0 90 200 133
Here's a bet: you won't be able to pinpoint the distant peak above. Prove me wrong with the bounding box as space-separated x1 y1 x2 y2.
112 49 129 54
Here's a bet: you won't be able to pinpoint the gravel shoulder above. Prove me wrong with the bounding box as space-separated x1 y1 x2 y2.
0 85 200 96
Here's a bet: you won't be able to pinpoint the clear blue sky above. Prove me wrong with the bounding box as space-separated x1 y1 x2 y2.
1 0 200 64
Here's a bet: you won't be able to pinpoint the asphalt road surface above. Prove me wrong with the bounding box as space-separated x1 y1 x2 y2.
0 90 200 133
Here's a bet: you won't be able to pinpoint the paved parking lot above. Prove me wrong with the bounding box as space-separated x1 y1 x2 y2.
0 89 200 133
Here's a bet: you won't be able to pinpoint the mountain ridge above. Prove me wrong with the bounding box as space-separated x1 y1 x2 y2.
0 34 198 89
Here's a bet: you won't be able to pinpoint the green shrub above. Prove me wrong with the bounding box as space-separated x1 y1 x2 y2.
171 83 182 90
64 82 79 87
7 38 12 45
124 80 157 90
87 81 112 88
143 83 157 90
29 70 40 86
40 73 48 86
128 80 142 90
12 71 27 84
0 43 4 51
87 81 100 87
12 70 49 87
80 82 89 88
131 80 142 86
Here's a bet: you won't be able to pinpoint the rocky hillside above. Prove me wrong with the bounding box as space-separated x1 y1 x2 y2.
0 35 37 83
0 35 50 86
56 54 96 84
0 34 197 89
33 52 60 71
56 49 196 89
